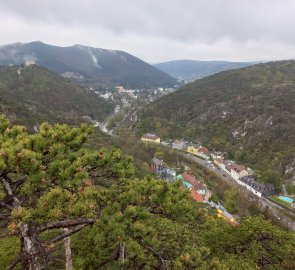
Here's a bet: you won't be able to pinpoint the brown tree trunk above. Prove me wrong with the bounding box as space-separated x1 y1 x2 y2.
1 177 48 270
63 228 73 270
20 223 48 270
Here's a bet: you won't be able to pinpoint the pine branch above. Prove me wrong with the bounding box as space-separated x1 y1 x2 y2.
11 176 27 192
145 245 167 270
6 253 22 270
0 212 10 220
37 218 96 233
94 244 121 269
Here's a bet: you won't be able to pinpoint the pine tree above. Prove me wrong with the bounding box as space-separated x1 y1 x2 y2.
0 115 133 270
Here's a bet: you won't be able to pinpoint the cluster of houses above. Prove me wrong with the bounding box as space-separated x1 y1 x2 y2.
151 157 207 202
150 157 238 224
141 134 210 160
141 133 276 198
213 156 276 197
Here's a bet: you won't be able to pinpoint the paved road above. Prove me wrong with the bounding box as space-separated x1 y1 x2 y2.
181 153 295 231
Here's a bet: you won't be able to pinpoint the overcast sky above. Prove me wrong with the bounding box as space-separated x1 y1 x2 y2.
0 0 295 63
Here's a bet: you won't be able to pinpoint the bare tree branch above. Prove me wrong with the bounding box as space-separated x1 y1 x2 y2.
37 218 96 233
46 224 87 244
0 200 12 210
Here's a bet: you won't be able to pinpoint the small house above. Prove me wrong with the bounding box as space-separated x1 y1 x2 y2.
230 164 249 181
151 158 166 174
177 172 196 189
161 168 176 183
220 161 235 175
186 144 200 156
196 146 210 160
213 157 223 168
191 189 204 202
193 181 206 196
141 133 161 143
216 208 236 224
172 140 187 150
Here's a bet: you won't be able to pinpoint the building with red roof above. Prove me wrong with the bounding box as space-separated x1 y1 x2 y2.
191 189 204 202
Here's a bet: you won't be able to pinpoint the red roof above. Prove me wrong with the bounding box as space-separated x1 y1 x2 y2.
182 173 197 185
191 190 204 202
226 163 234 172
193 181 205 191
198 146 209 154
232 164 246 173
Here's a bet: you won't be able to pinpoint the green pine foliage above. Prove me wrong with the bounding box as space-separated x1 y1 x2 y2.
0 115 294 269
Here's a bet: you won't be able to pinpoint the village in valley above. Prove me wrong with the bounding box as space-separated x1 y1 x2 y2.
140 132 295 224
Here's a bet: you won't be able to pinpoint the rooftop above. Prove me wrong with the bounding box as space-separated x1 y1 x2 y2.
193 181 205 191
182 172 197 185
191 190 204 202
239 176 276 196
198 146 209 154
142 133 160 140
232 164 247 173
151 157 164 166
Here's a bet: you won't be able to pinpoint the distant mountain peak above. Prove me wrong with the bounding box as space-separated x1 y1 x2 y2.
154 59 257 82
0 41 176 88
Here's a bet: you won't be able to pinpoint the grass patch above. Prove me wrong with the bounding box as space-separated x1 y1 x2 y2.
269 196 292 209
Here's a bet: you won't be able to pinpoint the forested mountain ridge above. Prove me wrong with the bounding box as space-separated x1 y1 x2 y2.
137 60 295 191
0 65 113 128
0 41 177 88
154 60 255 82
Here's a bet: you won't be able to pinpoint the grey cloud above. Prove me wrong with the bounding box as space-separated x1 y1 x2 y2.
0 0 295 61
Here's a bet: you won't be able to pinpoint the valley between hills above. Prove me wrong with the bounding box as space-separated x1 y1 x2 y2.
0 42 295 270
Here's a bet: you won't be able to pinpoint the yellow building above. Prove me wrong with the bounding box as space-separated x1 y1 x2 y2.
141 133 160 143
213 158 223 168
186 144 199 155
216 209 236 224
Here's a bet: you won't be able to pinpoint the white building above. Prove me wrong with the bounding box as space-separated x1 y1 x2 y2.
237 176 276 197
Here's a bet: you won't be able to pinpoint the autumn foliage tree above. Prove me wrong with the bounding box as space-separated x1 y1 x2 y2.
0 115 133 270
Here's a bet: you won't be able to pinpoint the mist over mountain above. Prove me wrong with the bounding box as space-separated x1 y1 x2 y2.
0 41 177 88
154 60 257 82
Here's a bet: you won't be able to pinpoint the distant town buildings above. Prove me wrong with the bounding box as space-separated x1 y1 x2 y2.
145 131 277 199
